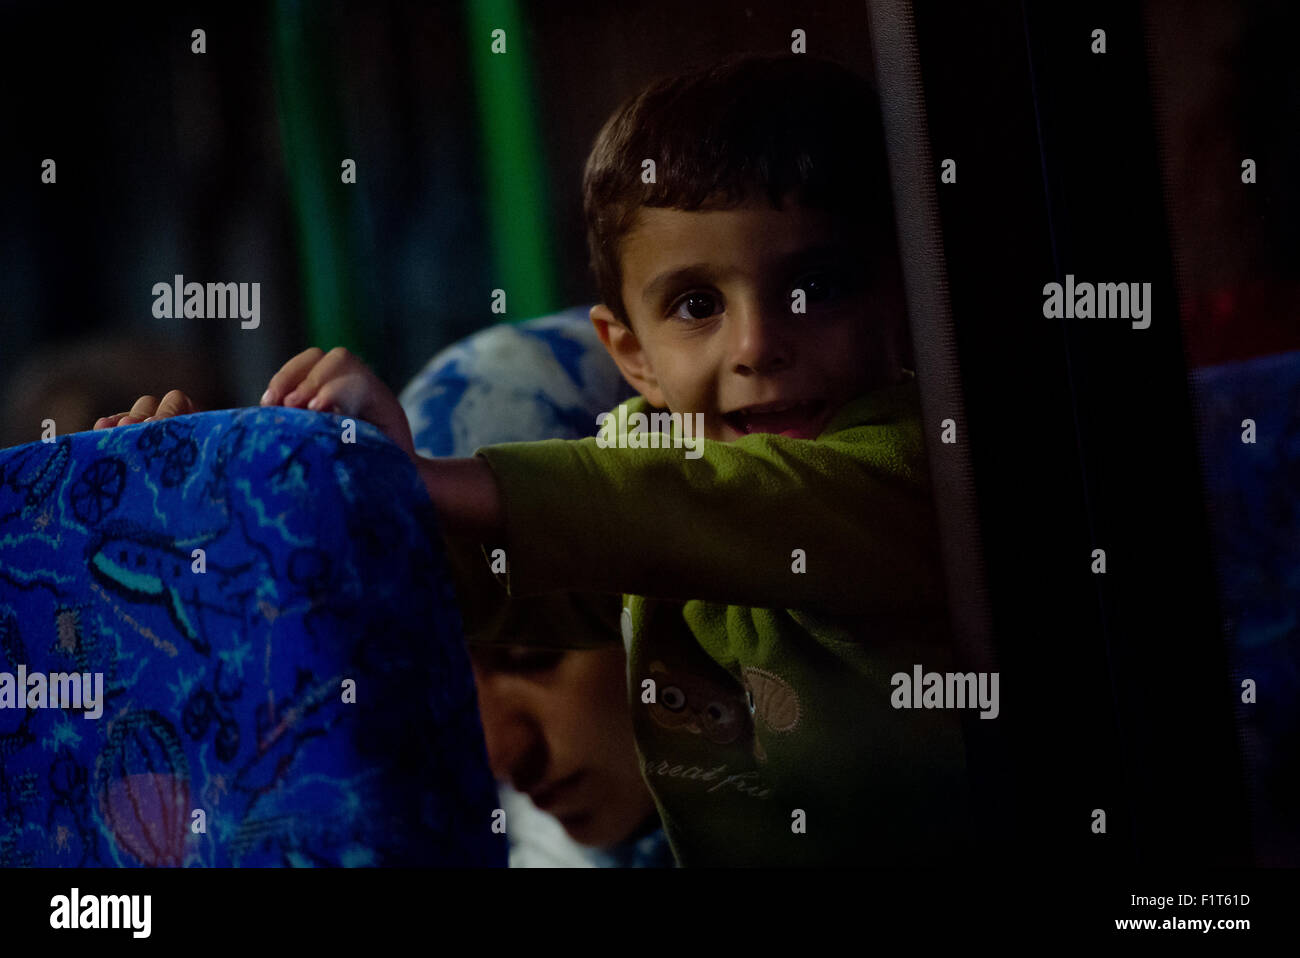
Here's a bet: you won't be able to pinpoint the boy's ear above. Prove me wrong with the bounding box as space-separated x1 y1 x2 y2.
589 304 666 407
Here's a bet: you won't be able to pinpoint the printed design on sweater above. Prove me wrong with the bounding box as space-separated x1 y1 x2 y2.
741 667 802 765
643 658 805 767
640 755 773 800
645 661 751 746
741 667 801 731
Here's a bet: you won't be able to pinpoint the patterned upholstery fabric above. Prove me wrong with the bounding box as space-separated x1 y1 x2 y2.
0 406 505 867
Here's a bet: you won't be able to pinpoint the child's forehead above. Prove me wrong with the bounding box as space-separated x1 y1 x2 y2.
630 193 847 235
621 200 861 276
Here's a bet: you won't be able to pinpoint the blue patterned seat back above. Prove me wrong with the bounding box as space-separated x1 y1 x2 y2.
0 406 505 867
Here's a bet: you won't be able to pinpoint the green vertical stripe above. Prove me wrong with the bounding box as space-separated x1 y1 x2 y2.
272 0 363 353
466 0 558 321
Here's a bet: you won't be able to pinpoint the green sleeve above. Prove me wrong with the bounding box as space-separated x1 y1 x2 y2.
474 379 948 616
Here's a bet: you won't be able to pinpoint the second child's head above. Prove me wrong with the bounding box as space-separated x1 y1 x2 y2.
583 54 910 442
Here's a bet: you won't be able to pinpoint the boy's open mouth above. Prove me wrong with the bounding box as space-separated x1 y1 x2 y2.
723 399 828 439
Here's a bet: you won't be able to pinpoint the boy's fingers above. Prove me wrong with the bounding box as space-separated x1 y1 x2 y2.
153 389 195 420
129 395 160 419
283 347 356 407
94 413 130 430
262 347 326 405
306 372 365 414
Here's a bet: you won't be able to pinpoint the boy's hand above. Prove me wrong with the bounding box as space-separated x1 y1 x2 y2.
263 346 416 460
92 348 415 461
94 390 198 429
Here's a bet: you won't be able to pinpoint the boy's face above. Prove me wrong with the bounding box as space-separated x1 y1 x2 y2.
592 191 907 442
471 643 658 849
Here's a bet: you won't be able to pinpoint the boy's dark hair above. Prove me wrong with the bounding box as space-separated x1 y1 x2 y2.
582 53 898 327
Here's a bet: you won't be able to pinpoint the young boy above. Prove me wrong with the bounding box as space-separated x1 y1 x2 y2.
99 53 973 865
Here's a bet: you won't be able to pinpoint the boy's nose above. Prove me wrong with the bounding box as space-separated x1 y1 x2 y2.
475 678 549 792
728 300 794 375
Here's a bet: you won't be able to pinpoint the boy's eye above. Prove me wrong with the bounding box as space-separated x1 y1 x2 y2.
668 292 721 322
794 269 854 305
474 646 565 675
505 648 564 673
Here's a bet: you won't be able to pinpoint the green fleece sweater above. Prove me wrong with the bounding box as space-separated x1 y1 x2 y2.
467 374 973 866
